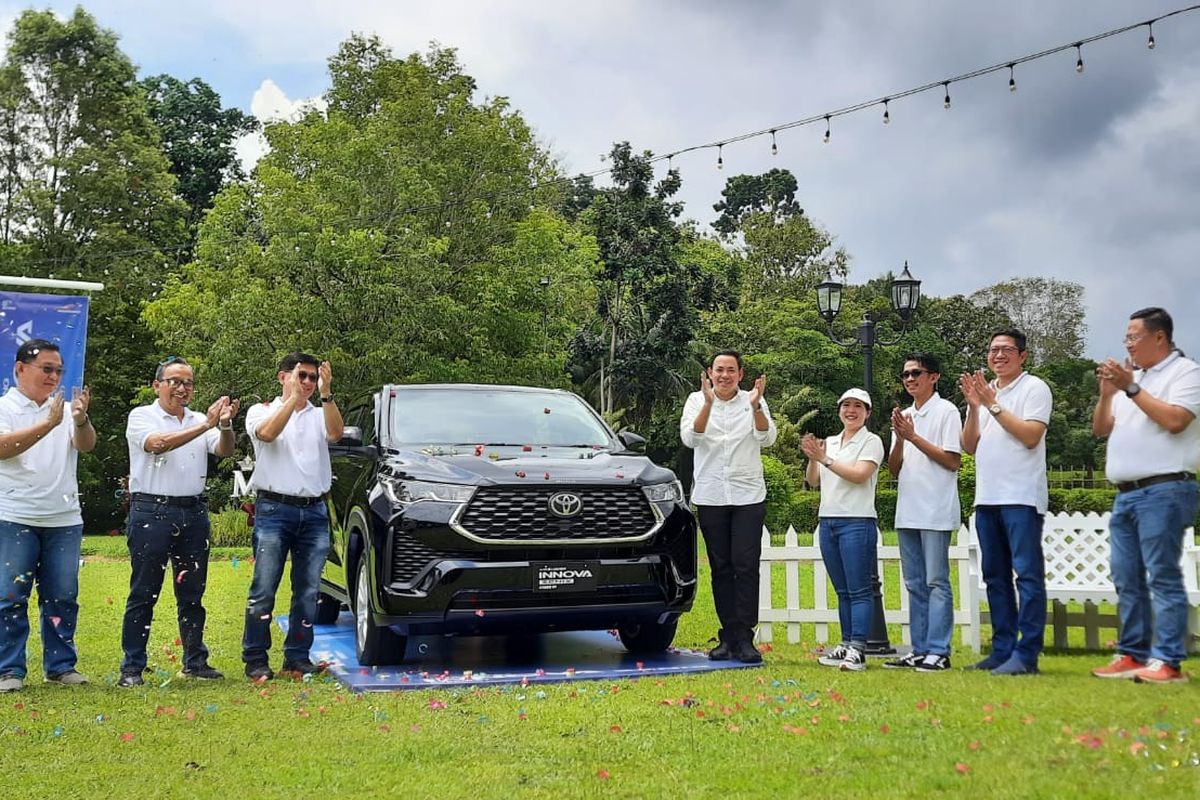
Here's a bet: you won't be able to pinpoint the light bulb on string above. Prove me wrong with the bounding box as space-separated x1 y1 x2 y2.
943 82 951 109
716 144 723 170
1008 64 1016 92
823 115 831 143
1075 43 1084 73
1147 22 1156 49
770 129 778 155
882 99 890 124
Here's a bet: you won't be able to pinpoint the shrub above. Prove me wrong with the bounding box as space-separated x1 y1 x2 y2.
210 506 253 548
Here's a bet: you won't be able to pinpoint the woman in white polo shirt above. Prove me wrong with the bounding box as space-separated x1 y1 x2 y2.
802 388 885 672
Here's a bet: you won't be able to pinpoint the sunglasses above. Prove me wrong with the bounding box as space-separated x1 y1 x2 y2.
162 377 195 389
32 364 65 376
297 371 319 383
899 369 927 380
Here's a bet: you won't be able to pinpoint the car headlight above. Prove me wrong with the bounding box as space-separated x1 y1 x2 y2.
643 480 684 504
380 477 476 505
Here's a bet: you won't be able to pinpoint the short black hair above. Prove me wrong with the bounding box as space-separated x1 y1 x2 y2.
155 355 191 381
710 349 744 370
903 352 941 374
279 352 320 372
1130 307 1173 343
16 338 60 363
990 328 1027 352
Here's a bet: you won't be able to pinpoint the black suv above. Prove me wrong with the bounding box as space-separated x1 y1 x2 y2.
316 384 697 665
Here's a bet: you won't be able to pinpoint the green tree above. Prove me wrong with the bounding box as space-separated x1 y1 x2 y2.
971 277 1087 364
0 8 188 529
140 74 256 227
145 40 595 412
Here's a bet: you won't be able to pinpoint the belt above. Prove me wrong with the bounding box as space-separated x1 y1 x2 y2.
257 489 324 507
131 492 204 508
1113 472 1194 493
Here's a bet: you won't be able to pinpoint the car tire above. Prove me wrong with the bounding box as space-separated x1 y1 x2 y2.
354 558 407 666
617 617 678 654
315 592 342 625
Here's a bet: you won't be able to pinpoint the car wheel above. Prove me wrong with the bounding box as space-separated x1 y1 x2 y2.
354 558 407 666
617 617 678 654
315 592 342 625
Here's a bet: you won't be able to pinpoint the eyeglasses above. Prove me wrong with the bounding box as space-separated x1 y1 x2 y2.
162 377 195 389
987 346 1021 356
900 369 927 380
1123 333 1151 345
34 364 65 376
297 371 319 383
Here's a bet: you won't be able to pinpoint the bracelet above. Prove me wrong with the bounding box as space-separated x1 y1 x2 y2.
218 422 234 432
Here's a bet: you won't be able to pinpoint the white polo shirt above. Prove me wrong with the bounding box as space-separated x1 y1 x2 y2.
1105 351 1200 483
818 427 884 518
246 397 331 497
974 372 1052 514
680 389 778 506
894 393 963 531
0 387 82 527
127 401 220 496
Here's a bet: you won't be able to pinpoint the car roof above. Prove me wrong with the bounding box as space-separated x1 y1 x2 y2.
386 383 574 395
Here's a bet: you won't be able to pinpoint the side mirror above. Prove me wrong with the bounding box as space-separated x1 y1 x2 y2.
617 430 646 452
337 426 363 447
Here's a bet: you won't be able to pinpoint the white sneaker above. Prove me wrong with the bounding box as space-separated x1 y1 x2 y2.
0 676 23 692
839 646 867 672
818 643 849 667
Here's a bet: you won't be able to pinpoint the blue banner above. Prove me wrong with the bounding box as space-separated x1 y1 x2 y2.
0 291 90 395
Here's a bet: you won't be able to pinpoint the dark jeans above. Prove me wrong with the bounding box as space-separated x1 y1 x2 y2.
242 498 331 666
975 504 1046 665
120 497 212 674
697 502 765 645
819 517 878 647
0 520 83 679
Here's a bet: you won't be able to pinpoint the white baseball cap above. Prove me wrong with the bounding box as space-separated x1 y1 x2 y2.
837 388 872 409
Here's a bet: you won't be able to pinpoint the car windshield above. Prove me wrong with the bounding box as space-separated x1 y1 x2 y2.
387 387 614 449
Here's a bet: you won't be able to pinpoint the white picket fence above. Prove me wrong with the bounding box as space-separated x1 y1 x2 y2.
757 512 1200 653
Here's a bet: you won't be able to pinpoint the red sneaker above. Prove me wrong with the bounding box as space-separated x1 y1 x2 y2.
1132 659 1188 684
1090 654 1144 679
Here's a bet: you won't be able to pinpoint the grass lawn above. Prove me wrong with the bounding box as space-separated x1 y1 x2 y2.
1 536 1197 799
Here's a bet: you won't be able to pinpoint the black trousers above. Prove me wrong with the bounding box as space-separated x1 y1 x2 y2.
120 496 211 673
697 502 766 645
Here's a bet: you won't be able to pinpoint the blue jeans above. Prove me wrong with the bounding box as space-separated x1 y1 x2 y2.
975 505 1045 665
120 498 212 674
1109 479 1198 668
0 520 83 679
242 499 331 666
897 528 954 656
819 517 877 647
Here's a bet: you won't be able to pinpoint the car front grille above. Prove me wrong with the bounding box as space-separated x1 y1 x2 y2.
457 486 657 543
390 530 471 585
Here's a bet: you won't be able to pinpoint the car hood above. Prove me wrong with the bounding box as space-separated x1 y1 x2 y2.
381 448 675 487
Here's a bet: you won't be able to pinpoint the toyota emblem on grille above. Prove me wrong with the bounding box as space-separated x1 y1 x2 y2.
547 491 583 518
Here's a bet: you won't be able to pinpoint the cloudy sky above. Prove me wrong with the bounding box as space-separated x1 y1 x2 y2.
3 1 1198 359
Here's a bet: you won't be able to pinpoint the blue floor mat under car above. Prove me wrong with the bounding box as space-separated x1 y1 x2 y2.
278 613 760 692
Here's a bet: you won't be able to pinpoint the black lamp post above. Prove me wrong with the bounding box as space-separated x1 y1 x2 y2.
815 261 922 655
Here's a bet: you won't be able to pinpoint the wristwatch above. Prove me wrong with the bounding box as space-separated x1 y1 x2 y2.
987 403 1002 416
320 394 334 403
1124 382 1141 398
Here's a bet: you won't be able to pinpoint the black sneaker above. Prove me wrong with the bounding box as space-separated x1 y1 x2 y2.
839 645 867 672
969 654 1006 671
731 640 763 664
882 652 923 670
180 664 224 680
280 660 324 677
245 663 274 682
915 654 951 672
116 672 144 688
817 643 848 667
707 641 733 661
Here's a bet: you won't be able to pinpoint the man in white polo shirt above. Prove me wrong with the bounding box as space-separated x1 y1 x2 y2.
1091 307 1199 685
0 339 94 693
242 352 344 681
960 328 1052 675
117 356 238 688
885 353 962 672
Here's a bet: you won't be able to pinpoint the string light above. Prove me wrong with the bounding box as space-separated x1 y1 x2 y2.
716 144 723 170
943 82 951 109
882 99 890 124
1008 64 1017 92
1075 43 1085 73
1147 22 1156 48
770 129 778 155
823 115 831 143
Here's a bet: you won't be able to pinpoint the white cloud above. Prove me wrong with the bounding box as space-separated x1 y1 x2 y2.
234 78 328 173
